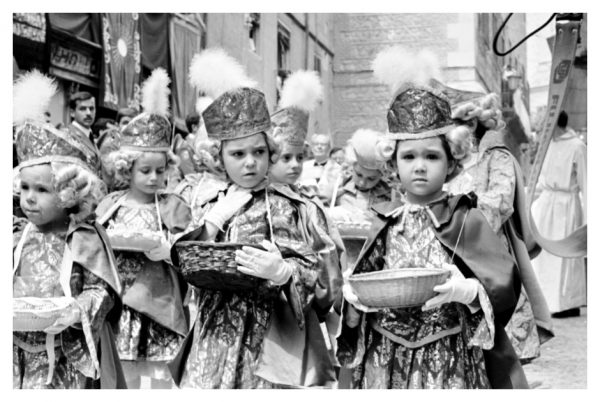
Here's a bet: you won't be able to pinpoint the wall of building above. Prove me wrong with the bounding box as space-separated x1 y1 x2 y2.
204 13 334 139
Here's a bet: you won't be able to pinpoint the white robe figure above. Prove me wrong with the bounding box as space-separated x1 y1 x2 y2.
531 129 587 313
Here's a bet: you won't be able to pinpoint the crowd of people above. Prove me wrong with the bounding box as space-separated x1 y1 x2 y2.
12 45 586 389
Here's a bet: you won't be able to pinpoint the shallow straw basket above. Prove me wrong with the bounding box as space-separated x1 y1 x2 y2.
13 297 75 332
348 268 451 308
173 241 267 291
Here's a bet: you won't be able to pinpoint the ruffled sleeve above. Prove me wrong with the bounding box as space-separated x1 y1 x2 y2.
477 150 516 233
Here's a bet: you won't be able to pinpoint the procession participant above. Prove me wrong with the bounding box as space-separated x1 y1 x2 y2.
445 88 554 363
337 46 526 389
168 48 336 388
97 68 191 389
66 92 100 160
531 110 587 317
268 69 345 372
329 128 393 222
299 132 343 206
13 70 125 389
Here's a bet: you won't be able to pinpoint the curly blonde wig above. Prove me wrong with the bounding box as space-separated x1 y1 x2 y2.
103 149 180 190
14 162 107 223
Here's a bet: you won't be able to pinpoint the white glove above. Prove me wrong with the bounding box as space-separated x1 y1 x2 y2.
235 240 294 285
422 263 479 311
330 206 356 222
342 283 379 313
144 238 172 262
44 303 81 335
203 185 252 231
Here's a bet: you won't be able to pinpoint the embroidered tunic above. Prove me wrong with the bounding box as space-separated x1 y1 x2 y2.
337 203 494 389
176 188 324 388
446 140 543 361
13 225 115 389
105 200 183 367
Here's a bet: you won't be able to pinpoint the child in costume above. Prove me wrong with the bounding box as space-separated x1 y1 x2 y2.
444 87 553 363
13 71 125 389
268 70 345 377
329 128 394 223
336 46 526 389
97 68 191 389
169 48 337 388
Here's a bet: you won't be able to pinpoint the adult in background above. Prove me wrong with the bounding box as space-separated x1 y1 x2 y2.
531 111 587 318
299 133 342 205
67 91 97 145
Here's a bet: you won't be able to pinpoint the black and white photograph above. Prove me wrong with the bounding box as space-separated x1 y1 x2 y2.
8 4 591 394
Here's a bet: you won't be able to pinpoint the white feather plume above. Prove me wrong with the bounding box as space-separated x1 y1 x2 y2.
278 70 323 112
141 67 171 117
372 45 442 94
195 96 214 116
13 70 57 125
188 48 256 100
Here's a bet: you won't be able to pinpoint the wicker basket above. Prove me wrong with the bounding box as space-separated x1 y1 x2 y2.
13 297 75 332
348 268 451 308
173 241 268 291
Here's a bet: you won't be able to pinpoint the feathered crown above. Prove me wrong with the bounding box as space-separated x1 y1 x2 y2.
373 46 459 140
120 68 172 151
271 70 323 147
346 128 387 171
188 48 270 141
372 46 474 163
14 70 100 175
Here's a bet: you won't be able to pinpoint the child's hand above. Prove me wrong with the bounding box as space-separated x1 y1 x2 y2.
203 186 252 231
342 283 379 313
44 303 81 335
236 240 293 285
144 239 172 262
422 271 479 311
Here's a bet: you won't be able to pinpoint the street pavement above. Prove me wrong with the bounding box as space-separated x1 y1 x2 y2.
523 307 587 389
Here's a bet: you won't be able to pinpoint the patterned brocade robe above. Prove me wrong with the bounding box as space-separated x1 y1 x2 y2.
169 184 338 388
13 221 122 389
337 201 495 389
96 191 191 373
337 193 527 389
446 130 554 362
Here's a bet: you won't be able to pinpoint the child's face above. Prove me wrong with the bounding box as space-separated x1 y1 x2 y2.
352 163 382 191
395 136 454 205
130 152 167 196
19 164 68 229
331 150 345 165
221 133 269 188
270 143 304 185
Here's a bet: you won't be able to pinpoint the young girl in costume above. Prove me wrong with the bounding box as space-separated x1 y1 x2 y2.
444 88 553 364
169 49 337 388
97 68 191 389
13 71 125 389
336 46 526 389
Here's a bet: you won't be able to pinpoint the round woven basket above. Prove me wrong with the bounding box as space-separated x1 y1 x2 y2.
348 268 451 308
13 297 75 332
173 241 267 291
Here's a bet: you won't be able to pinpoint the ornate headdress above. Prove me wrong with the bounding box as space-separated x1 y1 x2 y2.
13 70 100 175
270 70 323 147
120 68 172 151
372 46 473 161
187 48 270 141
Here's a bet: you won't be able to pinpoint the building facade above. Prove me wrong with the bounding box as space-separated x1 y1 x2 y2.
330 13 530 149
